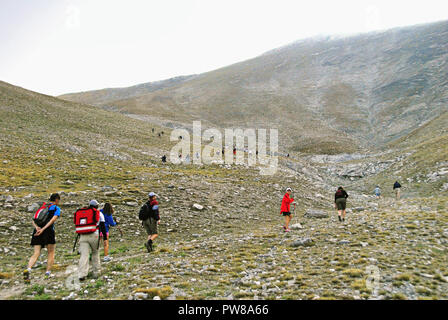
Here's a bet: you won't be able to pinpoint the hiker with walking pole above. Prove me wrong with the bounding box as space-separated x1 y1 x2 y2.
74 200 107 281
280 188 296 232
24 193 62 282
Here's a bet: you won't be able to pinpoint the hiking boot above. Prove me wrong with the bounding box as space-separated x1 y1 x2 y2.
45 271 51 278
23 269 30 282
284 228 290 232
338 216 342 222
79 277 86 282
148 240 153 252
103 256 112 262
342 218 345 222
144 241 152 253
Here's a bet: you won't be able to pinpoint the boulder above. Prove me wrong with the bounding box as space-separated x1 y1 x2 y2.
5 195 13 203
125 202 138 207
27 203 40 213
304 209 328 218
192 204 204 211
290 238 314 247
289 223 303 230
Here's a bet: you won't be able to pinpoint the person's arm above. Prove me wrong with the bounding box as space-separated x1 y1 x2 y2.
35 215 58 236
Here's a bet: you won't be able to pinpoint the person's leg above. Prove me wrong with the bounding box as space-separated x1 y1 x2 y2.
90 234 100 278
150 234 158 241
285 215 291 229
342 210 346 220
104 239 109 257
27 245 42 269
78 236 90 279
46 244 55 272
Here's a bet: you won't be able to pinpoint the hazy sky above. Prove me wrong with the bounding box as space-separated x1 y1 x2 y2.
1 0 447 95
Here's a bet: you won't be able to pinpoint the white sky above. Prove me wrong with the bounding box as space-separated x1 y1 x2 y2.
1 0 447 96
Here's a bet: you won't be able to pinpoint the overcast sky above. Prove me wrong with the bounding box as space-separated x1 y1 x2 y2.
1 0 447 95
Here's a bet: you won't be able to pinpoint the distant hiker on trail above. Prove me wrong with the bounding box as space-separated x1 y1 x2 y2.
233 147 237 156
152 128 154 133
280 188 296 232
374 186 381 199
75 200 107 281
334 187 349 222
24 193 62 281
139 192 160 253
161 155 167 163
100 203 123 262
393 181 402 200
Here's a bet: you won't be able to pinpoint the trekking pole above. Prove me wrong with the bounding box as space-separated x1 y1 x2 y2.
72 234 80 253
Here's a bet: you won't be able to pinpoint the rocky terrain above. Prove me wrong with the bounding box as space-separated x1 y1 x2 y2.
1 20 448 300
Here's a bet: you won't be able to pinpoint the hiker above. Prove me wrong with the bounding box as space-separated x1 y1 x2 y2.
152 128 154 133
161 155 167 163
75 200 107 281
24 193 62 281
374 185 381 199
280 188 296 232
335 187 349 222
100 203 123 262
233 147 237 156
139 192 160 252
393 181 402 200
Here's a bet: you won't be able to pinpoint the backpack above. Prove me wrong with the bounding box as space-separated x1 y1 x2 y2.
33 202 56 227
335 189 344 198
138 202 151 221
74 207 100 234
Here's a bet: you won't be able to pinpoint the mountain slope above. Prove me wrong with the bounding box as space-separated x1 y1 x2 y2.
60 20 448 154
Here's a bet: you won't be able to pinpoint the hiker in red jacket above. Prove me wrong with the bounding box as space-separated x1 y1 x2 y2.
280 188 296 232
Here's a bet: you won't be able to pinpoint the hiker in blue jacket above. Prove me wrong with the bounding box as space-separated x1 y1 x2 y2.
100 203 123 262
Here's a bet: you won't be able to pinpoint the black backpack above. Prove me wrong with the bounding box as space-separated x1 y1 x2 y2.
138 202 151 221
33 202 56 227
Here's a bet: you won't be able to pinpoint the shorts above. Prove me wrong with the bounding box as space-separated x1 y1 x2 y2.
335 198 347 210
100 232 109 240
282 212 291 217
30 228 56 247
143 217 158 235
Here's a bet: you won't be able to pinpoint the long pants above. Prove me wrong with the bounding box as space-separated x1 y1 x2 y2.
78 232 100 279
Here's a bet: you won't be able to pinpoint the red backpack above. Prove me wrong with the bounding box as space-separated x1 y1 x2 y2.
74 207 100 234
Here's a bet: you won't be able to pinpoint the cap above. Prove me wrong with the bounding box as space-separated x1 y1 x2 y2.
148 192 158 198
89 200 99 207
286 187 292 192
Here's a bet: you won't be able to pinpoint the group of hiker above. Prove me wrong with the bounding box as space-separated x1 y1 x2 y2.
280 181 403 232
23 193 153 282
24 178 403 280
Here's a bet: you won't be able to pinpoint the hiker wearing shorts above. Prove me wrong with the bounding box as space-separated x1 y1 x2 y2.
24 193 62 281
139 192 160 252
393 181 401 200
280 188 296 232
374 186 381 199
334 187 349 222
100 203 123 262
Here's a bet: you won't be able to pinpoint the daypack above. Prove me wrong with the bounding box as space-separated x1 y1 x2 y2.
138 202 151 221
74 207 100 234
33 202 55 227
335 189 344 198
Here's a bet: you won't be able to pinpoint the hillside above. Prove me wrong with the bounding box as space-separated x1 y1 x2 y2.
60 20 448 155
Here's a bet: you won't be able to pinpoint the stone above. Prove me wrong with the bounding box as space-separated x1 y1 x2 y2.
125 202 138 207
27 203 40 213
5 195 13 203
289 223 303 230
304 209 328 218
134 292 148 300
290 238 314 247
192 203 204 211
65 180 75 185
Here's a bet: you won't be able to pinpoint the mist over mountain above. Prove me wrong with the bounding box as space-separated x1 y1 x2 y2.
60 20 448 155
